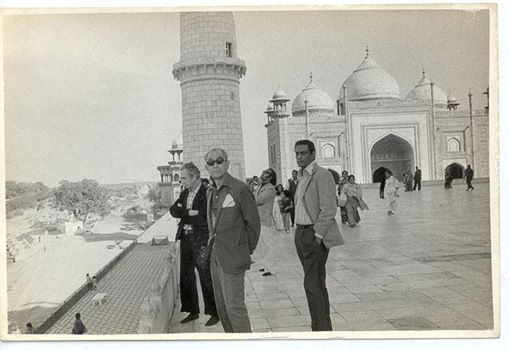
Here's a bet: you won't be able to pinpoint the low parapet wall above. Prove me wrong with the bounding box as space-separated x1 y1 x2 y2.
137 243 179 334
35 240 137 334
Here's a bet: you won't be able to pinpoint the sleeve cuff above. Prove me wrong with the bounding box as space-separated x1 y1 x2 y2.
314 233 324 239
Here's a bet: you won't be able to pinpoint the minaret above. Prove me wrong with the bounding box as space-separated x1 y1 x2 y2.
172 12 247 180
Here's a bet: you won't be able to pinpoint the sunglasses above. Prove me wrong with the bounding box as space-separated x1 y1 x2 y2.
206 157 226 166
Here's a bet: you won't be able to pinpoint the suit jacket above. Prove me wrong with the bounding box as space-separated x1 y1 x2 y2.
206 173 261 274
169 183 209 248
255 183 276 227
414 169 422 181
300 163 344 248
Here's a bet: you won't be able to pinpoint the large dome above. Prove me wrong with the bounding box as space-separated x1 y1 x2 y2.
405 71 448 106
291 78 334 115
339 51 400 101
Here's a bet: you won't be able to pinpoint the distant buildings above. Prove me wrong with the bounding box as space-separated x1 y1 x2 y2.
264 49 489 183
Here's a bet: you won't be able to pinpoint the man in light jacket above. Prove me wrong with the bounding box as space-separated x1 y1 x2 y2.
293 139 344 331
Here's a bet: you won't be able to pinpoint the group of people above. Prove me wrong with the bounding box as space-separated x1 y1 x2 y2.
445 164 475 191
170 140 344 332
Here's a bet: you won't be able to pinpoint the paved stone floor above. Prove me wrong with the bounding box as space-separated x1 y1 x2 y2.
169 182 494 333
47 244 169 334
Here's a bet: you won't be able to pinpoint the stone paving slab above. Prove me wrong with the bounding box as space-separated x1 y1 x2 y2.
169 183 494 334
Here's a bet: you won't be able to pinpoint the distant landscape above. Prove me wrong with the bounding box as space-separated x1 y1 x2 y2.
5 179 164 333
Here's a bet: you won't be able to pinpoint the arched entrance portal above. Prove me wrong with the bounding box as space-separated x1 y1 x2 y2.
372 167 390 183
445 163 464 179
371 134 414 182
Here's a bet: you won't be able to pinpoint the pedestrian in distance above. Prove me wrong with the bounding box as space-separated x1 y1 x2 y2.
384 170 400 216
465 164 475 191
413 166 422 191
71 313 87 334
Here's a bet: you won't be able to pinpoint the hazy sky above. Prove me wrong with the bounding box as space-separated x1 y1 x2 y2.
4 9 490 186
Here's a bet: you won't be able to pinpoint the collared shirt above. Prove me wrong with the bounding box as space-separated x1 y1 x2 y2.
294 160 316 225
209 175 234 230
186 183 200 210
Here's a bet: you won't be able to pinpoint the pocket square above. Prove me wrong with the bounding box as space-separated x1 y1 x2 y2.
222 194 236 208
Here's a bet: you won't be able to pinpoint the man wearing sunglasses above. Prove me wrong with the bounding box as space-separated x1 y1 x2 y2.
204 148 261 333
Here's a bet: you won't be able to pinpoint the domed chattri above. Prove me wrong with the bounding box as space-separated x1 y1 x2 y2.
270 88 290 103
406 69 448 107
292 73 334 115
339 47 400 102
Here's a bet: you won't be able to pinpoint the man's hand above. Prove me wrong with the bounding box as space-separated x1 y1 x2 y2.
314 236 322 246
188 210 199 216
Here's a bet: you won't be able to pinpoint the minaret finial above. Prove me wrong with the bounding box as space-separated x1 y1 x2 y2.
365 45 369 57
422 68 426 79
309 72 313 83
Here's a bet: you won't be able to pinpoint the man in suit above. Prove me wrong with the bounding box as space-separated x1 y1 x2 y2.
170 162 219 327
293 140 344 331
204 148 261 333
285 170 299 227
413 166 422 191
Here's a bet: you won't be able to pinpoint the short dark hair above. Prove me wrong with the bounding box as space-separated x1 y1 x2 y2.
283 190 290 197
76 313 81 319
26 323 33 328
264 168 277 185
292 169 298 175
294 140 316 154
348 175 356 181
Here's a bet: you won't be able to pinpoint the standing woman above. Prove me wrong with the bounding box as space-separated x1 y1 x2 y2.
272 184 285 231
338 171 350 224
255 168 278 276
341 175 369 227
384 170 400 216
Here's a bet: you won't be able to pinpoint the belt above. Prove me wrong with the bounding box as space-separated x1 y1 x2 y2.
296 224 313 228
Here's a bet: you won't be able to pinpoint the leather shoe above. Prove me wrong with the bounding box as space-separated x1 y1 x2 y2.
205 315 220 327
180 313 199 324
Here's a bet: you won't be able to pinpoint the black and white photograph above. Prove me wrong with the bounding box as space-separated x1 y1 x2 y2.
0 2 503 344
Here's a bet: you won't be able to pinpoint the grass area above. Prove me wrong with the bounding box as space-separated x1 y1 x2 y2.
8 305 59 333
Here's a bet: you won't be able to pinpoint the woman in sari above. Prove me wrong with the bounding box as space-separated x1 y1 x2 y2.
337 171 350 224
384 170 400 216
272 184 285 231
341 175 369 227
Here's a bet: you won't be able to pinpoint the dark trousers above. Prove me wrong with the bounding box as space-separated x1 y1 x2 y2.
466 178 474 190
179 235 217 317
290 207 295 226
294 225 332 331
413 180 421 191
210 251 251 333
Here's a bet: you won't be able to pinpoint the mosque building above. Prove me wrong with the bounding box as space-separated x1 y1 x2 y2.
264 48 489 184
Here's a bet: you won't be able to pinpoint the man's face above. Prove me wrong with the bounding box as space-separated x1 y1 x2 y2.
180 169 197 189
260 170 271 184
292 171 298 180
205 150 229 180
295 144 315 168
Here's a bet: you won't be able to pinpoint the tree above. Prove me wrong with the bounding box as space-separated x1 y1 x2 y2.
147 186 169 211
54 179 111 227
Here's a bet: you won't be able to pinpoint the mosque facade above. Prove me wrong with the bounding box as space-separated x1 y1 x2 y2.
265 50 490 184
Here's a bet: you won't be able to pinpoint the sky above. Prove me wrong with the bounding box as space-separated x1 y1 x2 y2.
3 8 491 187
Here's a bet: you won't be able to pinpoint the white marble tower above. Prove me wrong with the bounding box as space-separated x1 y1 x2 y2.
172 12 247 179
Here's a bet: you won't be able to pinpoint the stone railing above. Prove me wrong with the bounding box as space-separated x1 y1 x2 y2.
137 243 179 334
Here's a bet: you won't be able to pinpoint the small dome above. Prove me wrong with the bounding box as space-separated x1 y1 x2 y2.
291 78 334 115
171 133 183 150
264 103 274 114
339 50 400 101
405 71 448 106
272 88 288 100
447 93 458 103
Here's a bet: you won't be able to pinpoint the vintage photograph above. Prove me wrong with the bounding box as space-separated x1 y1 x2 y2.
1 5 498 340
